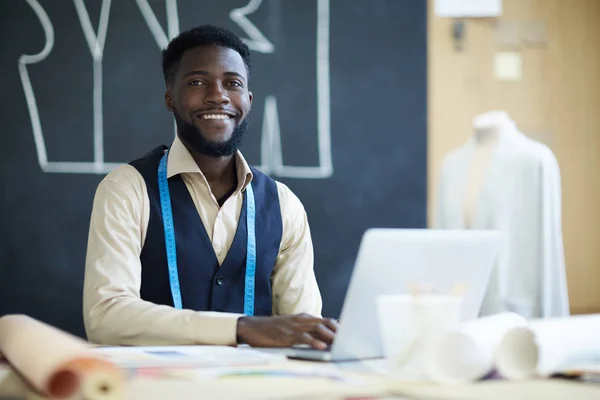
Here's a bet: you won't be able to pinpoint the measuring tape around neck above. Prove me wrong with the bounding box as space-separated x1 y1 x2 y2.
157 150 256 315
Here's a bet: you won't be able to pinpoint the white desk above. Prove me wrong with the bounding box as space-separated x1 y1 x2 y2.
1 350 600 400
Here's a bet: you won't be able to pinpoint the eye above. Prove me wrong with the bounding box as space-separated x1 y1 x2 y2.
188 80 205 86
228 80 243 88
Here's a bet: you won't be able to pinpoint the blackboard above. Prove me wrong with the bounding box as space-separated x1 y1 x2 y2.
0 0 427 338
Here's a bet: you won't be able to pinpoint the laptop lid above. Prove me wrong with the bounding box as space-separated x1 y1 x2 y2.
329 228 501 361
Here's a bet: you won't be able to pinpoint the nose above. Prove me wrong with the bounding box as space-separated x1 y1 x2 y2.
204 81 230 106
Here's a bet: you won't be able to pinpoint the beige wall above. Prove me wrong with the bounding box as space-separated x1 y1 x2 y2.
427 0 600 314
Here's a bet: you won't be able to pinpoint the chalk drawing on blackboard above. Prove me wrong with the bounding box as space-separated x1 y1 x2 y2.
230 0 275 54
73 0 112 172
19 0 333 179
136 0 180 48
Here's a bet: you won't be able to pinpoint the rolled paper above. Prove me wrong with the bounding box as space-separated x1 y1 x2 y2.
0 314 125 399
495 314 600 380
425 312 527 384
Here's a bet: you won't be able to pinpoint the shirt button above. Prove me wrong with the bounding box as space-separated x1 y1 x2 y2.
216 276 224 286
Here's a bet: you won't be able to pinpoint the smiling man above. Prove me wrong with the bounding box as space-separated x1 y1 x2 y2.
83 25 336 349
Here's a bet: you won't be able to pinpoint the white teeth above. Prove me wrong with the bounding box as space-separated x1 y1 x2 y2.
202 114 231 120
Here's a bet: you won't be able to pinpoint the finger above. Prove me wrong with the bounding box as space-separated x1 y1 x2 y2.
297 332 328 350
310 323 335 344
293 314 324 324
295 318 337 334
322 318 339 333
293 315 336 329
298 318 338 333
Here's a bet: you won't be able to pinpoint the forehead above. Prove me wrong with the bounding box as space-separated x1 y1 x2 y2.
176 45 247 79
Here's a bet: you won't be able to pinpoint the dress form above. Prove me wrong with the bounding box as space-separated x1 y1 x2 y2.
435 111 569 318
462 112 507 228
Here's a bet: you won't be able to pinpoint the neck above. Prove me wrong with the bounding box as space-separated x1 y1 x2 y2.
190 151 237 185
474 126 501 145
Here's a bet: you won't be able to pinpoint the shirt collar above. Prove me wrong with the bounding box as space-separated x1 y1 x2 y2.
167 135 253 192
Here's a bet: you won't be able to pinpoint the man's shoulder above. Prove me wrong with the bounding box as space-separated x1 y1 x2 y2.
97 164 146 197
128 145 169 171
272 180 311 247
87 164 148 217
273 180 306 216
100 146 168 189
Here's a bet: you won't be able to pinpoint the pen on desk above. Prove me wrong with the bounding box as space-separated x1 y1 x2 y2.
552 372 600 384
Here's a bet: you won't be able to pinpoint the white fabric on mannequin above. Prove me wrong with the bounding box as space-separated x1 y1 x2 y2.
435 111 569 318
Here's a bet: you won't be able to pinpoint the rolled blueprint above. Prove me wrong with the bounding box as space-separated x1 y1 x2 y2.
0 314 125 399
495 314 600 380
425 312 528 384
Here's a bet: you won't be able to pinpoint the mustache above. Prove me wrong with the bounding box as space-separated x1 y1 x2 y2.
172 109 248 157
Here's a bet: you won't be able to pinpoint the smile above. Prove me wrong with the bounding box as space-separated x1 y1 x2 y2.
200 114 233 120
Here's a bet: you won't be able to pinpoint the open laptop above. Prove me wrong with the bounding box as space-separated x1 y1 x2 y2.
264 228 501 362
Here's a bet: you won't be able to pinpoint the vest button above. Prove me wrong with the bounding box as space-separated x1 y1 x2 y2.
216 276 224 285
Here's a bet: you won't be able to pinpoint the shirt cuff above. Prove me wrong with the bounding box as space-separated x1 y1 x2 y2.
193 312 243 346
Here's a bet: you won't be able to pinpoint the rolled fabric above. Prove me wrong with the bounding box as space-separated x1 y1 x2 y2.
425 312 527 384
495 314 600 380
0 314 125 399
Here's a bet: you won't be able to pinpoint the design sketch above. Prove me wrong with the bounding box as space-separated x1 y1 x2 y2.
19 0 333 178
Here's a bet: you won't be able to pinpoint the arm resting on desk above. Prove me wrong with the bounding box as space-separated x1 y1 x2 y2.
83 174 241 346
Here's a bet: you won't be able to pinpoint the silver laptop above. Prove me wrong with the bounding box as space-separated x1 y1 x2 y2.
263 228 501 362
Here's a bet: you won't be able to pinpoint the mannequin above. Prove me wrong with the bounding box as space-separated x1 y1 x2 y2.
463 112 504 228
435 111 570 318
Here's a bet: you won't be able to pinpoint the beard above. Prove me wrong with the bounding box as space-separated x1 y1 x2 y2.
173 109 248 157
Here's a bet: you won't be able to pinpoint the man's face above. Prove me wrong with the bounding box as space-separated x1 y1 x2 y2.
165 45 253 157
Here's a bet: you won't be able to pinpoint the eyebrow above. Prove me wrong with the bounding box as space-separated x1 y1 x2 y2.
182 70 246 80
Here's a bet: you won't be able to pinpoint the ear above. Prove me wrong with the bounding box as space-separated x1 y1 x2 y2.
248 91 253 107
165 89 174 112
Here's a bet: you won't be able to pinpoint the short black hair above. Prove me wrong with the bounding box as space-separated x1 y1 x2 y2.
161 24 251 86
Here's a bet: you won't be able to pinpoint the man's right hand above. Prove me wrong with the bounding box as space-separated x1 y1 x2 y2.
236 314 338 350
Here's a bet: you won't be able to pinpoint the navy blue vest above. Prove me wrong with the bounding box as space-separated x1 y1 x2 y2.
130 146 282 316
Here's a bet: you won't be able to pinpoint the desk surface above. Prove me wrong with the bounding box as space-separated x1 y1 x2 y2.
1 351 600 400
123 358 600 400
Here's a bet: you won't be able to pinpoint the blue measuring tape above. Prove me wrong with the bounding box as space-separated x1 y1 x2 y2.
243 183 256 316
157 150 256 315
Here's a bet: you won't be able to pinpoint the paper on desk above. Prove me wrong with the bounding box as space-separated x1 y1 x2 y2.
0 314 125 399
425 312 527 384
126 361 388 400
164 366 357 385
0 365 27 398
92 345 285 369
388 379 600 400
495 314 600 380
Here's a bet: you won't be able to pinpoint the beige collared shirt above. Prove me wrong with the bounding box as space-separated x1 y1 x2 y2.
83 136 322 346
